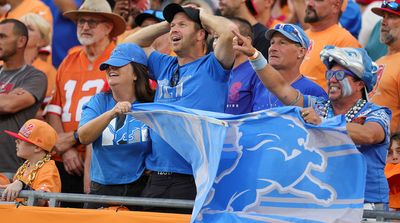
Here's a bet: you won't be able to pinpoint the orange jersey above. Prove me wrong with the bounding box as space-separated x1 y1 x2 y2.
32 58 57 105
14 160 61 193
371 52 400 133
300 24 361 91
0 0 53 25
47 42 115 160
385 163 400 209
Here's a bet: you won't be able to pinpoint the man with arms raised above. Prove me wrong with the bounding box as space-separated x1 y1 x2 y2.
124 3 235 210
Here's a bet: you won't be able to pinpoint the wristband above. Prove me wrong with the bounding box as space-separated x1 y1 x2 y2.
18 180 27 189
249 49 259 60
249 51 268 71
73 131 81 144
288 90 301 106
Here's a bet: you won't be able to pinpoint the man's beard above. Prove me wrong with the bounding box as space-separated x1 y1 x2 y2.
304 7 320 23
380 30 396 45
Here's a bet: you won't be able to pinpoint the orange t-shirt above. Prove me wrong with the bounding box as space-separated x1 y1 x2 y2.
14 160 61 193
47 43 115 161
385 163 400 209
32 58 57 105
0 0 53 25
370 52 400 133
300 24 361 91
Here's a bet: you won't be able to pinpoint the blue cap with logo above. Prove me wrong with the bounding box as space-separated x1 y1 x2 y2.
100 43 147 70
265 23 310 49
320 45 378 93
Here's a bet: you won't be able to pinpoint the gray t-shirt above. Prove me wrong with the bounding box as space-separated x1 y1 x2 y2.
0 65 47 173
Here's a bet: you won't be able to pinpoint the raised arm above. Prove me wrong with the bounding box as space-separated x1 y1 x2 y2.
122 21 170 57
232 30 304 107
200 11 236 69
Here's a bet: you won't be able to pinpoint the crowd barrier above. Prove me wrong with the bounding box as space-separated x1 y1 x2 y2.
1 189 400 222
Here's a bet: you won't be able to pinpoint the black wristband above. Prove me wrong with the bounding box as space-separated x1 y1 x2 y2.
73 131 81 144
18 180 27 189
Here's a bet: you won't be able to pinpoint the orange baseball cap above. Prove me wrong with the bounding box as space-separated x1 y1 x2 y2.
4 119 58 152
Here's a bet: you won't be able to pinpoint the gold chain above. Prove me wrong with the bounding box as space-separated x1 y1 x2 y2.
14 153 51 186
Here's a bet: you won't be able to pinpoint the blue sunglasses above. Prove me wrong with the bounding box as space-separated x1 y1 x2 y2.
382 0 400 11
274 24 307 48
325 70 359 81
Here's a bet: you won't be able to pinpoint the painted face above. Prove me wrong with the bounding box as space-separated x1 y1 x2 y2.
169 12 202 54
76 15 112 46
380 12 400 45
0 23 19 61
268 33 303 70
219 0 241 17
106 63 137 89
15 139 37 160
326 64 363 101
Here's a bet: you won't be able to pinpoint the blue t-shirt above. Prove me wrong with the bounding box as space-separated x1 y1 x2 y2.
147 51 230 174
340 0 362 39
225 61 260 115
305 96 391 203
79 92 151 185
253 76 328 111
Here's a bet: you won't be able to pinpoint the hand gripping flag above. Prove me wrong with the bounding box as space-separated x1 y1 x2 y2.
129 103 366 223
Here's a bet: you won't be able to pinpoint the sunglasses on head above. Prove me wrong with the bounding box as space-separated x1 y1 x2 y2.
274 24 306 48
381 0 400 12
325 70 359 81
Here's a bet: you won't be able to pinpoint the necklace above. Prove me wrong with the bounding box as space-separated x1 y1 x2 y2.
14 153 51 187
322 99 367 123
0 65 27 93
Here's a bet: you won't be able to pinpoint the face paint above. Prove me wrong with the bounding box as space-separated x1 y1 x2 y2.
339 78 352 97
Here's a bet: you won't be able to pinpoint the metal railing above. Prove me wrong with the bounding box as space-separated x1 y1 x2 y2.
1 189 400 221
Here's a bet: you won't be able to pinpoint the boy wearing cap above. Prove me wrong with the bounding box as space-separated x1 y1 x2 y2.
78 43 153 209
1 119 61 204
370 0 400 133
124 3 236 206
233 30 391 210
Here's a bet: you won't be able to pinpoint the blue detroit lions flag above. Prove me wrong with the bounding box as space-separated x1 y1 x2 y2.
129 103 366 223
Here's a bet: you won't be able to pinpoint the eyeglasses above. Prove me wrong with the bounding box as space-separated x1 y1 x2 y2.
325 70 359 81
381 0 400 12
77 18 106 29
169 67 180 87
274 24 307 48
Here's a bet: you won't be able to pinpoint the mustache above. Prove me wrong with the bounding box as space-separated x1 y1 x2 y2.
305 6 317 14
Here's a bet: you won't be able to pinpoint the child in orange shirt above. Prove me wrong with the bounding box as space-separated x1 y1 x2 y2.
385 133 400 211
0 119 61 204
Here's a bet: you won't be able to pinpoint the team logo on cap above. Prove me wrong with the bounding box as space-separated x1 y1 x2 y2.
19 123 34 138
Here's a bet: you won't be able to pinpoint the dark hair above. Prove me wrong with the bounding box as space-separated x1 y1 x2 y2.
390 132 400 146
130 62 155 103
0 19 29 46
228 17 253 42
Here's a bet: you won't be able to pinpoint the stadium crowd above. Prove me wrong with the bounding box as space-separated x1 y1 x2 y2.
0 0 399 214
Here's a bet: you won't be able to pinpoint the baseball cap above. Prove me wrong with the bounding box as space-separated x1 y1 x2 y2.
265 23 310 49
372 0 400 17
100 43 147 70
163 3 202 27
320 45 378 93
135 10 165 27
4 119 58 152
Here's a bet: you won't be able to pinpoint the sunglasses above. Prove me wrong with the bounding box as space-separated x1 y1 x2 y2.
325 70 359 81
143 10 164 20
77 18 106 29
381 0 400 12
169 67 180 87
274 24 307 48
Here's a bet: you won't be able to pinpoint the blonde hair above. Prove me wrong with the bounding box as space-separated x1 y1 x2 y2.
20 13 52 46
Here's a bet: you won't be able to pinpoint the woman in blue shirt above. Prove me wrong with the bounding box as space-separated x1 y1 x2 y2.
78 43 154 209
